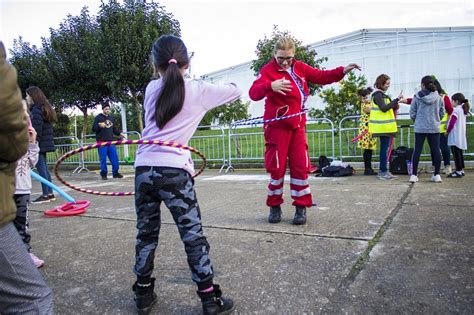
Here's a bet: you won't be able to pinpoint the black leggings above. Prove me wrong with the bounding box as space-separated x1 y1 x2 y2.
411 133 441 176
451 146 465 172
363 149 373 170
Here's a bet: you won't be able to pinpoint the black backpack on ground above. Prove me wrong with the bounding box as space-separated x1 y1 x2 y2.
321 165 355 177
318 155 331 169
389 146 414 174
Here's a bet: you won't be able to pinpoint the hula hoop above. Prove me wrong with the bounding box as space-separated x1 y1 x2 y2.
54 139 207 196
44 200 90 217
233 109 309 126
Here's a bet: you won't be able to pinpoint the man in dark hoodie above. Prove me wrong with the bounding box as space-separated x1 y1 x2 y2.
409 75 445 183
92 104 124 180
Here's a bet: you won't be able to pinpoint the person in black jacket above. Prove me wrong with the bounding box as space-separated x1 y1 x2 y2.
92 104 124 180
27 86 57 204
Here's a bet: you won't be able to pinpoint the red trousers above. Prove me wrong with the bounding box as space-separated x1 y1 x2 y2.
264 126 312 207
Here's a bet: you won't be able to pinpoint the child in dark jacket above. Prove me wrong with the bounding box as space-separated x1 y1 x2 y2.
27 86 57 204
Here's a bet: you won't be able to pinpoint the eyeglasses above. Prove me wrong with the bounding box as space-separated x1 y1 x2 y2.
276 56 294 63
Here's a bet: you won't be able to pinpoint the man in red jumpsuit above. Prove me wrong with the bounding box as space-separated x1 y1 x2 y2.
249 37 360 225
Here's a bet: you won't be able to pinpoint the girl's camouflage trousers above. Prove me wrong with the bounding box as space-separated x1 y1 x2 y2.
134 166 214 289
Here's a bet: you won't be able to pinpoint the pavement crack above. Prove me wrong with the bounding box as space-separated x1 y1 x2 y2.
341 183 414 284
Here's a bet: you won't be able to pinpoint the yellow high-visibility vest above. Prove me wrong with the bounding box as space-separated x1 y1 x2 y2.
368 94 398 134
440 112 449 133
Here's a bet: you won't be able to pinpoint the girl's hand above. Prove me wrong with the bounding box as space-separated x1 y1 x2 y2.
363 106 371 114
271 77 292 95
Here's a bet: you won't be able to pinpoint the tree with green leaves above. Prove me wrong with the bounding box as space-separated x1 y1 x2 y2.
201 98 250 127
98 0 181 132
251 25 328 96
310 71 368 124
9 38 51 93
44 8 112 137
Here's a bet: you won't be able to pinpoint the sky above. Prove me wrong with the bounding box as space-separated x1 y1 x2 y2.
1 0 473 77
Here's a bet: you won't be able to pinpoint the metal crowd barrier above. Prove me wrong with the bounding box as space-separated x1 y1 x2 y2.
226 118 336 172
47 136 86 174
339 113 474 161
189 125 227 172
49 114 473 174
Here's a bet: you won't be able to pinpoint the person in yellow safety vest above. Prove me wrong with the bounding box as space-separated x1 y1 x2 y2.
369 74 406 180
433 78 454 174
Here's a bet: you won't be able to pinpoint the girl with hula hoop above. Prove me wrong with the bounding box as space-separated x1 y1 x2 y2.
131 35 242 314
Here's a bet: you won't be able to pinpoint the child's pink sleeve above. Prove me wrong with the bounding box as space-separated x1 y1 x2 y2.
446 115 457 133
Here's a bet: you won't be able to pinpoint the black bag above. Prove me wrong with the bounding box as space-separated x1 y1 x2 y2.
389 146 414 174
322 165 354 177
318 155 331 169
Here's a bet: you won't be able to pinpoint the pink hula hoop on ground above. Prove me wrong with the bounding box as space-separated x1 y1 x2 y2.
44 200 90 216
54 139 207 196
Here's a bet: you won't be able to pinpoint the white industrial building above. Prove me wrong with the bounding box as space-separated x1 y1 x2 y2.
201 26 474 117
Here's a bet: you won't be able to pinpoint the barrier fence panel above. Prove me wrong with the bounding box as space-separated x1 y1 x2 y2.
339 113 474 161
189 125 227 172
306 118 336 161
226 123 265 172
227 118 336 172
48 136 84 173
48 115 473 173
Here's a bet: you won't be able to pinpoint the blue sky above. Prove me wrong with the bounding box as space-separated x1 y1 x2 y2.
1 0 473 76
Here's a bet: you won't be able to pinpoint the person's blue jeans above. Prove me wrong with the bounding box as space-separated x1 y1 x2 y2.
439 133 451 166
37 153 53 196
378 136 391 173
98 145 119 176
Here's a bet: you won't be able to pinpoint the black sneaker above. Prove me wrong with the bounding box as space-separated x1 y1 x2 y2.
133 278 158 315
31 195 51 204
364 169 377 176
113 172 124 179
292 206 307 225
268 206 282 223
48 194 56 201
101 174 108 180
197 284 235 315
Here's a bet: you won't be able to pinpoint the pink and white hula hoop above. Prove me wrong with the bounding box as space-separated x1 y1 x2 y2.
54 139 207 196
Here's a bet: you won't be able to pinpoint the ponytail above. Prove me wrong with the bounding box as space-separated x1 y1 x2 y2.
151 35 189 129
451 92 470 115
462 100 470 115
155 63 185 129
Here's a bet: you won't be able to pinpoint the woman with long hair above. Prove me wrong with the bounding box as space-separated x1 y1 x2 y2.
26 86 57 204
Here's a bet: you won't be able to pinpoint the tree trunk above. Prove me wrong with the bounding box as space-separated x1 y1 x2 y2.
131 93 144 132
80 107 89 139
135 102 144 132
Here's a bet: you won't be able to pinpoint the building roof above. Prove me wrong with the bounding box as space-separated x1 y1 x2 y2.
201 26 474 78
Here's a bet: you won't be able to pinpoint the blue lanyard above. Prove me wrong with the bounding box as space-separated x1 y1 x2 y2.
288 67 308 106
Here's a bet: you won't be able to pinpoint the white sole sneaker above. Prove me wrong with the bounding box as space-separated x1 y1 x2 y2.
431 174 442 183
409 175 418 183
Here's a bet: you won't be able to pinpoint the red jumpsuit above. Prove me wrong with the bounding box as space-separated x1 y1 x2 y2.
249 59 345 207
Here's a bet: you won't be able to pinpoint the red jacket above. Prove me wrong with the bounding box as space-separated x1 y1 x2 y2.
249 59 345 129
